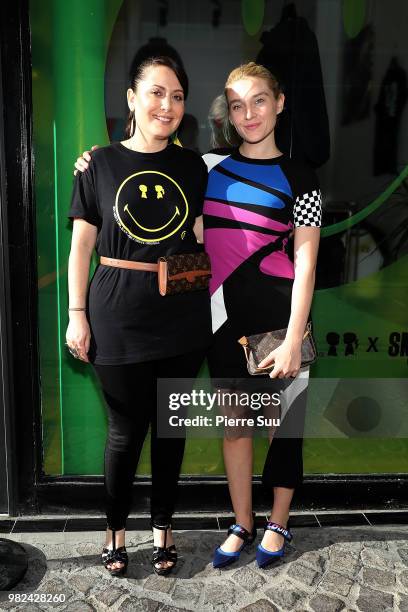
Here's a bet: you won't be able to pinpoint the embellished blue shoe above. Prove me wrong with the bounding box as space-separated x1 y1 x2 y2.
213 514 257 568
256 521 292 568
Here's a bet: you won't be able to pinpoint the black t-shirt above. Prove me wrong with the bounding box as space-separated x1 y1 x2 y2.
68 142 212 365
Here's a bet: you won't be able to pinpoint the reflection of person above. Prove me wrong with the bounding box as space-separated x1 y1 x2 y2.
204 62 321 568
208 94 241 149
66 56 212 577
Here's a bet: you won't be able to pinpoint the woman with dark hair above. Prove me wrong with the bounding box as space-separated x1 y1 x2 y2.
66 56 212 577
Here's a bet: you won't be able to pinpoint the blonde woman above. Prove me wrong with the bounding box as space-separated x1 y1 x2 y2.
203 62 321 568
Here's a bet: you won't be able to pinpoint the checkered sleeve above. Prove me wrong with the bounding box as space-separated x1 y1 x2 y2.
294 188 322 227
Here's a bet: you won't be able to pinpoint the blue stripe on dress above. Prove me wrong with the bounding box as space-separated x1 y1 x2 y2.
219 157 292 197
206 171 286 209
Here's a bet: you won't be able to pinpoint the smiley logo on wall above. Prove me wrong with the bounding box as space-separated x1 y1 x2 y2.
113 171 189 244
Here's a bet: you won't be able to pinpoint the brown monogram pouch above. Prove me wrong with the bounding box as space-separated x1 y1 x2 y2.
158 252 212 296
238 321 317 375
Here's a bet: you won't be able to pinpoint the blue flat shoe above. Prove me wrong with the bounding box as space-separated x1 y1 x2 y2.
213 514 257 568
256 521 292 568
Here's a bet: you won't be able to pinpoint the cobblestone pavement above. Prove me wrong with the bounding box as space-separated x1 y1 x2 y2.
1 524 408 611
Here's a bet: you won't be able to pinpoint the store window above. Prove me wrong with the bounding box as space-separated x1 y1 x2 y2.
31 0 408 476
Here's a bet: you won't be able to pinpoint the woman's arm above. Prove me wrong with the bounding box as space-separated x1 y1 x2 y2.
66 219 98 362
258 226 320 378
285 226 320 347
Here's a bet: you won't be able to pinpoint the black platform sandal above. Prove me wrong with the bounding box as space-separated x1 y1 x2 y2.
101 527 128 577
151 522 178 576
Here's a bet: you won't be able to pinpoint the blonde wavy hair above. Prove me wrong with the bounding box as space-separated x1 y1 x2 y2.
224 62 282 102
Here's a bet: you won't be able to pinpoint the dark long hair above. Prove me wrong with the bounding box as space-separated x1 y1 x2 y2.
125 56 189 138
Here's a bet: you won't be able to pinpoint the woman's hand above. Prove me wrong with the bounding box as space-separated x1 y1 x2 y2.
73 145 100 176
258 339 301 379
66 312 91 363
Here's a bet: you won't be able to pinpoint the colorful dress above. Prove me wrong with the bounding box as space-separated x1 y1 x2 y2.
202 148 322 488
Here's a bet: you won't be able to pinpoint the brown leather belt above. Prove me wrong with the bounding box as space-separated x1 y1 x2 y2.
100 256 158 272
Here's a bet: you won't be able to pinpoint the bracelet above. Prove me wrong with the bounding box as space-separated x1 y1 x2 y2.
68 307 86 311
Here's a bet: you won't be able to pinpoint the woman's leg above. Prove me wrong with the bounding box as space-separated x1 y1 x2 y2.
261 376 307 551
219 436 254 552
93 361 155 569
261 437 301 551
207 323 256 553
264 435 296 551
150 349 206 564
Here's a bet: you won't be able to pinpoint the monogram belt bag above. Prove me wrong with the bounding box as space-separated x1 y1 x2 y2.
158 251 211 296
238 321 317 375
100 253 211 296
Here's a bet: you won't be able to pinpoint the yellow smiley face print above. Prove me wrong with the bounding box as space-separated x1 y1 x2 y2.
113 171 189 244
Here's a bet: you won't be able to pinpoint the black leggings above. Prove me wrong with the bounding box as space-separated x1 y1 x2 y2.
93 349 206 530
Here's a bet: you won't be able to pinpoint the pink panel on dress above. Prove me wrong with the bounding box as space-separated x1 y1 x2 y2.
204 199 291 233
259 250 294 279
205 228 280 295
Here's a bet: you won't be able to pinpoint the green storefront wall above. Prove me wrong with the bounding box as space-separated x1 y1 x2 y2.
31 0 408 477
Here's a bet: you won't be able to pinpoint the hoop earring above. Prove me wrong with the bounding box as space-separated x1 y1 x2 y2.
130 115 135 137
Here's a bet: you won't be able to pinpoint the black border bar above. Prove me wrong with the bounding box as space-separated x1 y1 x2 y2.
0 0 42 515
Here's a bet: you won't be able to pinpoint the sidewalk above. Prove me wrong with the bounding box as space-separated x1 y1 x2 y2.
1 514 408 611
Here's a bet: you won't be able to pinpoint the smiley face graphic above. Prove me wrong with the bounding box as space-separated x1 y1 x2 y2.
113 171 189 244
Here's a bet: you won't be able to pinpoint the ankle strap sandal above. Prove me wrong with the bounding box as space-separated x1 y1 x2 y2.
151 522 178 576
101 526 128 577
